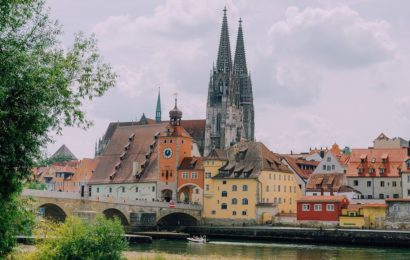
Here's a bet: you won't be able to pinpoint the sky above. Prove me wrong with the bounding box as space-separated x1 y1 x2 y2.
45 0 410 159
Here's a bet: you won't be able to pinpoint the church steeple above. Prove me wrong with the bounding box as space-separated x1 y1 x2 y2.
155 88 161 123
216 7 232 72
233 18 248 76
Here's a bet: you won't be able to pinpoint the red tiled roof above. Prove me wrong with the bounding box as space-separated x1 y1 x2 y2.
179 157 204 171
281 156 316 179
346 148 410 178
306 173 345 192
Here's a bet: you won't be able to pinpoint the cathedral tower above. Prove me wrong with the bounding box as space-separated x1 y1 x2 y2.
204 8 255 155
234 18 254 141
204 7 242 155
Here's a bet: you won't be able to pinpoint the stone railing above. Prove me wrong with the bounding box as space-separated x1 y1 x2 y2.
22 189 202 211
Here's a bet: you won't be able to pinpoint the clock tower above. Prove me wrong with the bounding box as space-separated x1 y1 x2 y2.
157 96 193 202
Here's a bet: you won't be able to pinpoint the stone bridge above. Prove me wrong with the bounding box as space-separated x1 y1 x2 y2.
22 189 202 231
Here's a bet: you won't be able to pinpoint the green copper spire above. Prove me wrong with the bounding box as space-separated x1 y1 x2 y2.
155 87 161 122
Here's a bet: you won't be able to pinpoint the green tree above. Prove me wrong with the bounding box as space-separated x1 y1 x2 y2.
0 0 116 256
0 196 35 256
33 215 127 260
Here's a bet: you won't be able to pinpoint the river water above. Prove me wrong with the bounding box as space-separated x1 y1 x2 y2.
130 239 410 260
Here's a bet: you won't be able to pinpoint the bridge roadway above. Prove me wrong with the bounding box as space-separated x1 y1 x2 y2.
22 189 202 230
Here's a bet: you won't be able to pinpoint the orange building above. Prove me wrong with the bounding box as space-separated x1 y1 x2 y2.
177 157 204 205
157 98 193 202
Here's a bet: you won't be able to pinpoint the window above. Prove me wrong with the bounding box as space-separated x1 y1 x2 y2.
232 198 237 205
182 172 189 179
369 168 374 174
274 174 276 180
302 204 310 211
327 165 331 171
278 185 281 192
242 211 247 216
367 181 372 187
407 160 410 169
191 172 197 179
408 175 410 183
266 186 269 192
274 197 277 203
380 168 385 174
152 186 155 192
221 191 228 197
327 204 334 211
232 185 237 191
380 181 385 187
368 195 373 199
211 210 216 215
314 204 322 211
353 180 359 186
279 175 281 181
278 198 282 204
242 185 248 191
223 180 227 184
269 173 272 179
242 198 248 205
327 157 331 162
379 194 384 199
323 165 326 170
392 181 397 187
392 205 399 212
136 186 139 192
393 194 399 198
408 189 410 196
205 172 211 178
122 187 125 193
233 211 237 216
284 186 287 192
206 184 209 191
221 203 227 210
96 187 100 193
358 168 363 174
109 187 112 193
332 165 335 170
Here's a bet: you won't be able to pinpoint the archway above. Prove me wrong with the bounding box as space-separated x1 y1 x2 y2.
177 184 202 204
157 212 199 231
103 208 129 226
38 203 67 222
161 189 173 202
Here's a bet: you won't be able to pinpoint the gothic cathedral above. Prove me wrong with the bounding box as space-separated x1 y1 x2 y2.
204 8 255 156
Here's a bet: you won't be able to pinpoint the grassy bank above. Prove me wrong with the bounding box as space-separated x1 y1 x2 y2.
9 245 251 260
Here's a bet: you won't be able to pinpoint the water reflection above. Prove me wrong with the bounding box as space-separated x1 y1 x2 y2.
130 239 410 260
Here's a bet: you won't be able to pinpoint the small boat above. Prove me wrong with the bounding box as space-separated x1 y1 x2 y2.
187 235 207 243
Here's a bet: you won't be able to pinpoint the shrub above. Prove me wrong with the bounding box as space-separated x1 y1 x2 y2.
33 215 127 260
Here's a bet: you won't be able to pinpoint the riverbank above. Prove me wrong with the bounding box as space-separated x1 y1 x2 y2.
184 226 410 247
10 245 251 260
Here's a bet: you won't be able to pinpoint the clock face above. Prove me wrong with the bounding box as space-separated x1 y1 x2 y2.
163 148 173 159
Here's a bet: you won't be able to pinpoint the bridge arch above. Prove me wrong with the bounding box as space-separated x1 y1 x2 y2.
157 212 199 230
38 203 67 222
102 208 129 226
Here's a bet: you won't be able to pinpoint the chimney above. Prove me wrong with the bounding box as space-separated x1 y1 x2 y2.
320 151 325 158
132 161 141 176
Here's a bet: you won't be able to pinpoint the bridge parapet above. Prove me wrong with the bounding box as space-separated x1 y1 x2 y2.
22 189 202 210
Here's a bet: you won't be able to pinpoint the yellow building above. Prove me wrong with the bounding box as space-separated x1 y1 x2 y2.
339 203 387 229
203 142 302 225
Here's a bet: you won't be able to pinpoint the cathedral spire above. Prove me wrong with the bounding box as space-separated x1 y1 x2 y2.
155 87 161 123
216 7 232 72
234 18 248 76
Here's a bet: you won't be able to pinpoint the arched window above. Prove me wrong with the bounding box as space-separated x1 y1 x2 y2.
221 203 227 209
242 198 248 205
232 198 237 205
221 191 228 197
242 185 248 191
232 185 237 191
216 113 221 132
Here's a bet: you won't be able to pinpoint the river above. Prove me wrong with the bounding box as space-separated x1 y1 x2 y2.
130 239 410 260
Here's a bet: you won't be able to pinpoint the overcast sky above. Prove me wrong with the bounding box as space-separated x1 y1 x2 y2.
45 0 410 159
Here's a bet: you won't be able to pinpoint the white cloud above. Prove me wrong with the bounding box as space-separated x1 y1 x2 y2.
269 6 396 67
